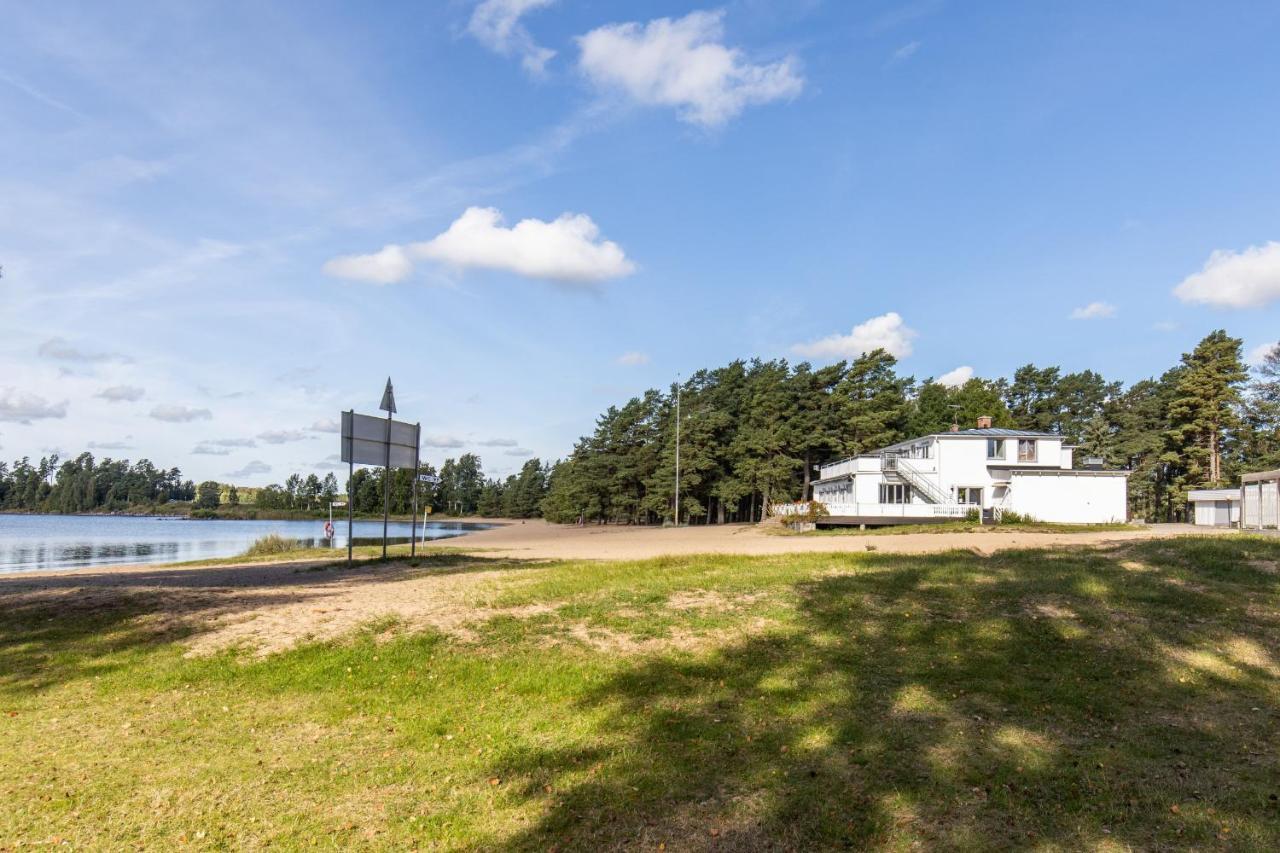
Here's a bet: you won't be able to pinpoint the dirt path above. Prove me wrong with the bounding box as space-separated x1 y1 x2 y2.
431 519 1226 560
0 521 1231 658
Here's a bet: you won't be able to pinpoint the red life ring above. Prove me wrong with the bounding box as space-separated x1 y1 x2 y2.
324 521 335 539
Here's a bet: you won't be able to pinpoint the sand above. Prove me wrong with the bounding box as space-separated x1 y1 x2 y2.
433 518 1223 561
0 520 1229 657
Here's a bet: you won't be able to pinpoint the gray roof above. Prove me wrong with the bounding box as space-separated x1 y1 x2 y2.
948 428 1059 438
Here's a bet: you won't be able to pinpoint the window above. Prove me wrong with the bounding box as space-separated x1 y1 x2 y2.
986 439 1005 460
1017 439 1038 462
954 487 982 505
879 483 911 504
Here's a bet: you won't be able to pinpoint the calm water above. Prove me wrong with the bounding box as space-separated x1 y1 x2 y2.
0 514 493 573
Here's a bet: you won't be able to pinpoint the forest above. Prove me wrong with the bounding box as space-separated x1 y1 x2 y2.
540 330 1279 524
3 330 1275 524
0 447 550 520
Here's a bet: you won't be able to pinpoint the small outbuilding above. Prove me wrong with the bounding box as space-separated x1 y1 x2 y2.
1186 489 1241 527
1241 469 1280 530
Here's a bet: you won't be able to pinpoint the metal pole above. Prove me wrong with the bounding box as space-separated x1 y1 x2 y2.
674 375 681 527
382 408 391 559
346 410 354 566
411 423 420 558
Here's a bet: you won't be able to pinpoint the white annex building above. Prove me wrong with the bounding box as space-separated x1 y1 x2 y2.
1187 489 1242 527
810 417 1129 525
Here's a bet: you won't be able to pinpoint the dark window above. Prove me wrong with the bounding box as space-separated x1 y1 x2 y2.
879 484 911 504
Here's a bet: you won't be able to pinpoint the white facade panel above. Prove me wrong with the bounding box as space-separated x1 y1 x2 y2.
1006 471 1128 523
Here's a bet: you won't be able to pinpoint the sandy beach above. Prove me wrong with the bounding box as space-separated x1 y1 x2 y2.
0 520 1233 657
438 518 1223 560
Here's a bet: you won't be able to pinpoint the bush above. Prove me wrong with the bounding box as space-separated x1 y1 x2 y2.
243 533 299 557
996 510 1037 525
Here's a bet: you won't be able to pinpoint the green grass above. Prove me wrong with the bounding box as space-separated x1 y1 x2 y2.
777 519 1141 536
2 537 1278 849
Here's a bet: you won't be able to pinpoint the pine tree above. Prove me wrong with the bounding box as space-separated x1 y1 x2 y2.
1164 330 1248 493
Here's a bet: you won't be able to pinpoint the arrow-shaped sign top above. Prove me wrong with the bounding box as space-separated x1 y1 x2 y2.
379 377 397 414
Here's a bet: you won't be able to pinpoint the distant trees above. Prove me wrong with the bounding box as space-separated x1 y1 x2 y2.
0 453 195 513
542 330 1276 524
195 481 222 510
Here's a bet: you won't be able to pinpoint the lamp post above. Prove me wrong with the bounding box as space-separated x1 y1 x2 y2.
674 374 681 527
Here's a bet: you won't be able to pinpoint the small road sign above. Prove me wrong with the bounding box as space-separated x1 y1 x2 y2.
418 473 441 484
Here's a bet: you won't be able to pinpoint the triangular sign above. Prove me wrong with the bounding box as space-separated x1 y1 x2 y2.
379 377 397 413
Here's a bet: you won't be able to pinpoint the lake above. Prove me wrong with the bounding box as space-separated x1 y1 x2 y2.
0 514 494 573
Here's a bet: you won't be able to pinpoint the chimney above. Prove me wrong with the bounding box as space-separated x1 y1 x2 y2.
949 422 960 432
976 415 993 429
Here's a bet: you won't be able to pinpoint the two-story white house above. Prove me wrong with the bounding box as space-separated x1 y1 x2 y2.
809 417 1128 525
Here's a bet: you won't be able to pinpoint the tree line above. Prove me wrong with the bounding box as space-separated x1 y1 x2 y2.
0 447 550 520
0 454 195 513
541 330 1279 524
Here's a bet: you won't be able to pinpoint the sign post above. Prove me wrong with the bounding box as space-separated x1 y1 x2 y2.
346 409 355 565
380 378 396 559
340 379 421 565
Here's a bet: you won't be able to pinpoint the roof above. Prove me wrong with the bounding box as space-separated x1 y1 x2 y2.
1188 489 1241 501
1241 469 1280 483
948 428 1060 437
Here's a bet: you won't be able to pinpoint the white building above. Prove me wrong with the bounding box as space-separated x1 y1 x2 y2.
1186 489 1242 527
1240 469 1279 529
810 418 1128 525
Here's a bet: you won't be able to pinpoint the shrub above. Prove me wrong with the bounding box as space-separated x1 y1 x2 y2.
996 510 1037 525
243 533 299 557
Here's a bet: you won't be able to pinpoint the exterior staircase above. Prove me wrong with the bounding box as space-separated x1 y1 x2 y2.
882 455 953 505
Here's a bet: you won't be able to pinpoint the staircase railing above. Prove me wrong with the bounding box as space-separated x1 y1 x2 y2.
891 457 952 505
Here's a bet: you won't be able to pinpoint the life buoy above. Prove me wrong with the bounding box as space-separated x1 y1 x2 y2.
324 521 335 539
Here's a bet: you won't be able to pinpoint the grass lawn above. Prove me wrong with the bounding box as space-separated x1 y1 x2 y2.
2 537 1278 850
773 520 1141 536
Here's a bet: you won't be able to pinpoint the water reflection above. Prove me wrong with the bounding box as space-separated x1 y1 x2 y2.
0 515 494 573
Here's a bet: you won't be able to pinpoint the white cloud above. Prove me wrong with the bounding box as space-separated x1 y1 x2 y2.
889 40 920 63
477 437 518 447
205 438 257 448
310 418 341 434
87 440 132 451
226 460 272 479
617 351 650 366
322 244 413 285
1070 301 1117 320
504 447 534 457
411 206 635 285
1248 341 1278 366
1174 241 1280 308
257 429 311 444
96 384 146 402
1152 320 1178 332
468 0 557 75
37 337 129 363
0 388 69 424
314 454 345 470
192 444 233 456
576 10 804 128
936 365 974 388
149 404 213 423
792 312 917 360
423 434 466 448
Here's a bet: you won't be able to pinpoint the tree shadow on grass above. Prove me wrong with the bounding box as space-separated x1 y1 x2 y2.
0 553 539 695
488 540 1280 850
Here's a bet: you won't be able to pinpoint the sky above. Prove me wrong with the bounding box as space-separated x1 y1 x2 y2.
2 0 1279 485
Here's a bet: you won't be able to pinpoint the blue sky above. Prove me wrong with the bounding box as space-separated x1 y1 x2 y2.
2 0 1279 484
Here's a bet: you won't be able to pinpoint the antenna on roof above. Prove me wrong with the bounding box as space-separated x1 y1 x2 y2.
948 404 962 432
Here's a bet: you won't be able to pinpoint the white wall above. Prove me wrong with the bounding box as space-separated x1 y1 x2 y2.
1008 472 1128 523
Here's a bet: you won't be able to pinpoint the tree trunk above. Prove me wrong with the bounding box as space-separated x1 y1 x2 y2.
749 493 756 524
803 450 812 501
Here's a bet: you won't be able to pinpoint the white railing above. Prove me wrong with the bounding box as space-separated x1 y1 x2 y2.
893 457 952 505
802 502 969 519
